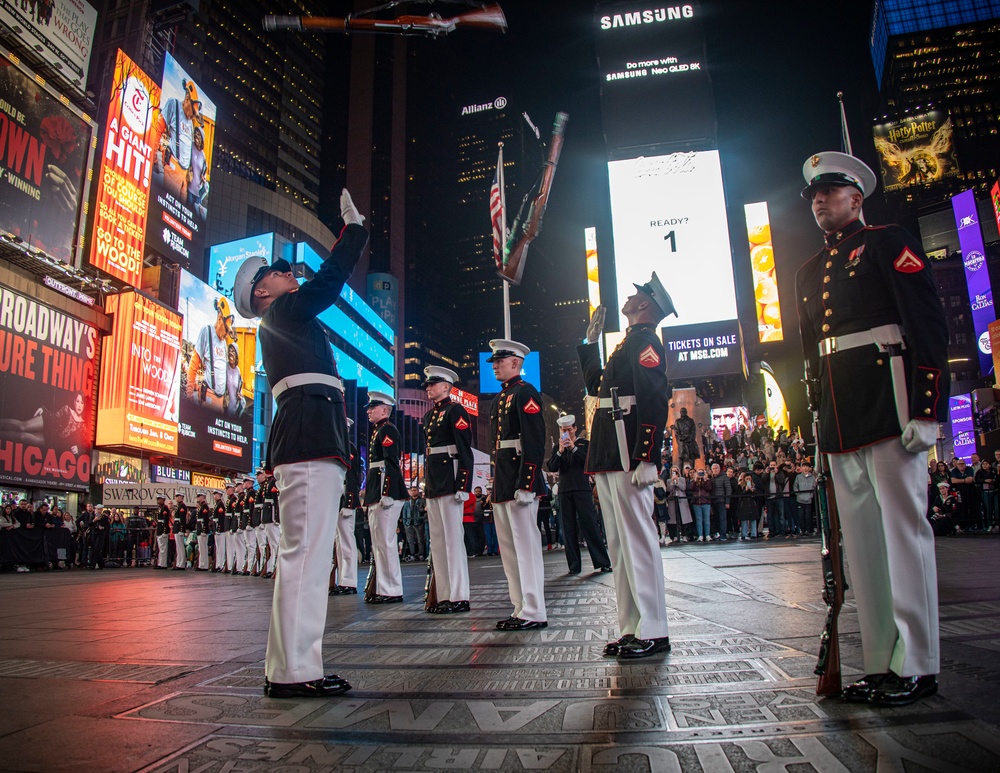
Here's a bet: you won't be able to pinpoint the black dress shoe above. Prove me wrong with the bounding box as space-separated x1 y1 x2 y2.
330 585 357 595
598 566 613 574
262 572 273 579
448 600 470 613
376 595 403 603
264 675 352 699
619 636 671 659
603 634 636 657
496 616 519 630
427 600 451 613
870 674 938 706
841 673 890 703
567 568 581 575
499 618 547 631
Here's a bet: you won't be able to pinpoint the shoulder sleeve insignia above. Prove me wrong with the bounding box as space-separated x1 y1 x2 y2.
523 398 541 414
382 436 394 447
455 417 470 430
639 344 662 368
893 247 925 273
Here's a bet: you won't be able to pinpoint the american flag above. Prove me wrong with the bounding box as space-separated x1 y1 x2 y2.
490 146 505 269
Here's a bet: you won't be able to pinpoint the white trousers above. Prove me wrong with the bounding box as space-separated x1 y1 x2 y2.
235 529 247 571
226 532 238 571
252 525 265 571
266 459 346 684
214 532 228 570
197 534 210 569
595 471 669 640
829 437 940 677
368 501 403 596
173 534 186 568
156 534 169 568
493 500 547 621
427 495 470 602
265 522 280 574
334 510 357 588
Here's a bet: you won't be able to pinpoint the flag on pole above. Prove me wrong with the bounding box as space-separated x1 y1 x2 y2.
490 145 505 270
837 91 853 155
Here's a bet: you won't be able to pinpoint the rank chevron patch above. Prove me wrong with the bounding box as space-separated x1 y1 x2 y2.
638 344 661 368
455 417 470 430
523 398 541 414
381 436 394 447
893 247 925 273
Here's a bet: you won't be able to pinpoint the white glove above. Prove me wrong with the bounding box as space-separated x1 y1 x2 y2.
379 496 393 508
454 491 470 503
631 461 659 487
586 305 606 344
339 508 354 518
514 489 535 506
340 188 365 225
901 419 939 453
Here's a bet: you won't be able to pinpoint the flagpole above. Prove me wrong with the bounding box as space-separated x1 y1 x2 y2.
837 91 864 223
499 141 511 339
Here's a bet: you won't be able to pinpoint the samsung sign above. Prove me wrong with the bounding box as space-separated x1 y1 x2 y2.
599 5 694 29
461 97 507 116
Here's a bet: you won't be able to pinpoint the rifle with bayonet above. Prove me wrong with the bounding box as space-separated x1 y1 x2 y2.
264 3 506 37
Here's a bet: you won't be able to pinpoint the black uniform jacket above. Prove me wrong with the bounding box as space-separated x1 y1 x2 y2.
546 438 591 493
226 493 239 533
342 442 362 510
364 419 407 505
260 223 369 469
212 499 226 532
197 502 211 534
795 218 949 453
578 324 669 474
250 488 262 528
171 503 189 535
260 477 279 523
239 488 255 530
489 376 546 503
155 504 170 536
422 397 475 499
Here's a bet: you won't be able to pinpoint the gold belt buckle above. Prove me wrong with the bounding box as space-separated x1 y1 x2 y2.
819 337 838 357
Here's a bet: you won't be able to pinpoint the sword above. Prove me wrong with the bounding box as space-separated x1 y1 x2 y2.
610 387 630 472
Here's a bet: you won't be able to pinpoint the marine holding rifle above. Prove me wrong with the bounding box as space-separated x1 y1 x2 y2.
578 274 672 660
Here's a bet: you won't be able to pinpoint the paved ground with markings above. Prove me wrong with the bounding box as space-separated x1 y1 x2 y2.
2 536 1000 771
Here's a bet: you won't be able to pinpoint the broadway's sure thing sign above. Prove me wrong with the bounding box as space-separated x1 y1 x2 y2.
0 46 96 265
0 282 98 490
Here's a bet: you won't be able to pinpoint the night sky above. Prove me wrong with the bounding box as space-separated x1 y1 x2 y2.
410 0 881 429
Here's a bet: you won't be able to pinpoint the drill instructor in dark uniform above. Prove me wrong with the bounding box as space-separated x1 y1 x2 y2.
488 339 548 631
211 489 227 573
232 188 367 698
547 413 611 575
796 152 947 706
580 273 673 659
154 494 170 569
195 491 211 570
421 366 475 614
259 468 280 579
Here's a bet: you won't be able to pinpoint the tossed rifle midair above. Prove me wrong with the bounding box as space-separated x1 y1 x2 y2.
263 1 507 37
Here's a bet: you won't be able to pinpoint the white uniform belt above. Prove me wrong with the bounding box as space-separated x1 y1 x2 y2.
818 324 905 357
598 395 636 414
427 444 458 456
272 372 344 400
497 438 522 452
369 461 385 469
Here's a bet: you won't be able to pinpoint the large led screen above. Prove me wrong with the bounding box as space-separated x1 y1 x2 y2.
88 50 159 287
95 291 181 454
0 46 96 267
0 282 98 490
873 110 960 192
146 52 216 275
607 150 737 330
178 269 255 467
949 394 974 462
479 351 541 394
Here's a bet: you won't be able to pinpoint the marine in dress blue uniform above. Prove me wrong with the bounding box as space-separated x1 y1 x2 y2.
488 339 548 630
796 152 947 706
195 492 211 570
154 494 170 569
579 273 673 659
211 489 227 573
421 366 475 614
231 189 367 698
331 419 361 595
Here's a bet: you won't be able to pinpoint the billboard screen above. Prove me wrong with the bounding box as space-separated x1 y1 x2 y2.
0 47 96 266
585 226 601 317
452 386 479 417
949 393 975 462
95 291 182 454
873 110 960 192
744 201 784 344
146 52 216 274
710 406 751 438
595 1 715 152
177 269 255 467
661 320 746 380
0 282 97 490
952 189 995 376
479 351 541 393
607 150 738 330
88 50 159 286
0 0 98 94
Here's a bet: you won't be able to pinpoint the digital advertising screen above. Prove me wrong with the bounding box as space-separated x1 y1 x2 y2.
0 46 96 267
952 189 995 376
661 320 746 380
873 110 960 192
178 269 255 467
479 351 541 394
95 290 182 454
0 0 98 95
146 52 216 275
452 386 480 417
585 226 601 317
607 150 737 330
710 406 751 438
949 393 975 462
595 0 715 152
92 452 144 486
744 201 784 344
0 282 98 491
88 50 159 287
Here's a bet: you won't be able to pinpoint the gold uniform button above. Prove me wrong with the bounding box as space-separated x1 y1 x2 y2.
824 309 833 317
822 324 830 332
925 390 933 397
644 441 650 446
802 296 808 302
849 271 856 277
824 276 831 283
836 232 843 240
876 359 884 365
825 260 833 268
830 249 838 256
924 408 932 415
926 373 934 380
823 292 829 299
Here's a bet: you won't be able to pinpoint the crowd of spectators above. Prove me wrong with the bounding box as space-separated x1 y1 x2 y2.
926 451 1000 536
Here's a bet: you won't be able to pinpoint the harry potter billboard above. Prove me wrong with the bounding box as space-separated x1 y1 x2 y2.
873 110 960 192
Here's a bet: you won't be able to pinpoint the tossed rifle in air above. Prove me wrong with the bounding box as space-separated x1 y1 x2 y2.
264 2 507 37
499 112 568 286
805 364 848 696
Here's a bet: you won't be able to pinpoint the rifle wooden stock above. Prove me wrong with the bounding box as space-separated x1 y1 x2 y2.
263 4 507 36
815 461 846 696
499 112 568 286
329 540 339 591
424 554 438 611
363 535 378 601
